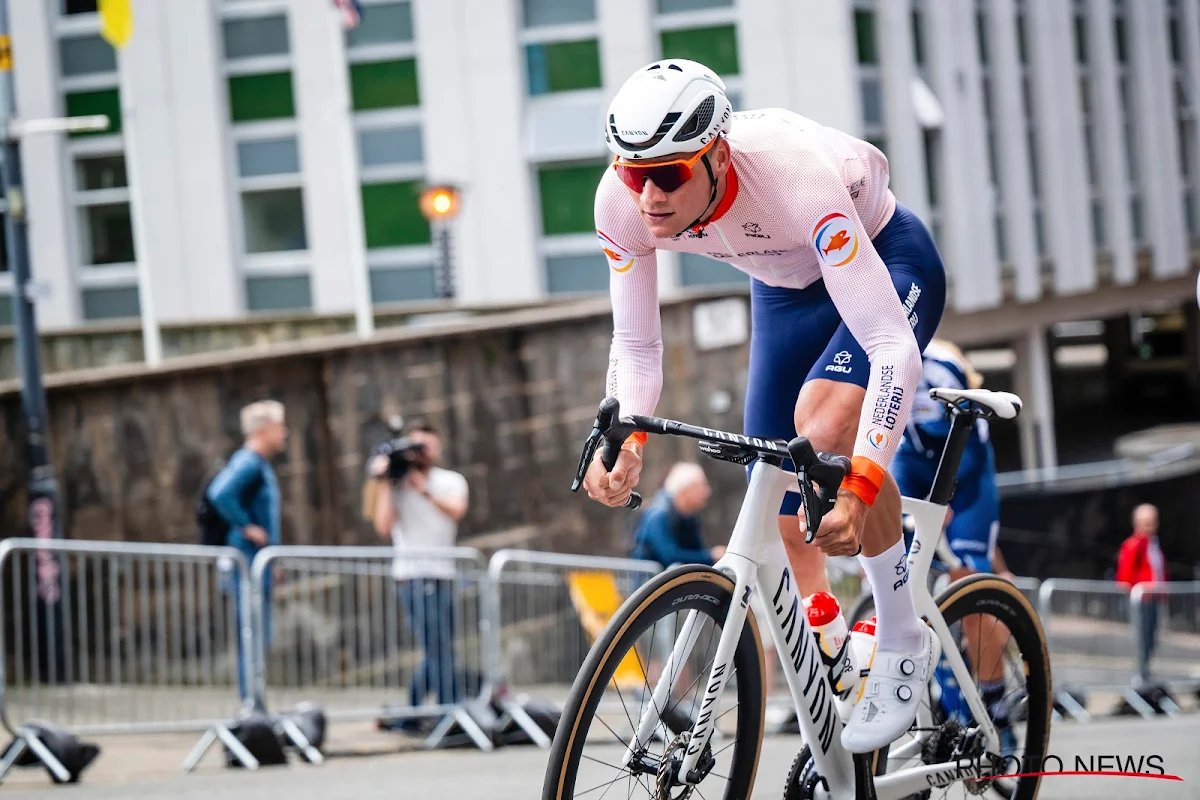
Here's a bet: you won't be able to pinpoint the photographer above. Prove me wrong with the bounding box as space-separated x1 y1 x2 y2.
368 420 469 721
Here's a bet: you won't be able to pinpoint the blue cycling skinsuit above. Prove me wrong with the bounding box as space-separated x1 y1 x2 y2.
891 341 999 573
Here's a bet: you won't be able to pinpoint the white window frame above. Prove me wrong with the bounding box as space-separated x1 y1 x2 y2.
653 2 743 97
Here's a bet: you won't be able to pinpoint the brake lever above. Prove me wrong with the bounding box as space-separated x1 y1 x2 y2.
570 428 602 494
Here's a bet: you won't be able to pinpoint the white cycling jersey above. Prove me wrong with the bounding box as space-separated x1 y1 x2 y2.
595 107 921 476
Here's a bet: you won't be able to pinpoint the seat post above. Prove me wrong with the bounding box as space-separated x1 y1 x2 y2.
927 408 977 507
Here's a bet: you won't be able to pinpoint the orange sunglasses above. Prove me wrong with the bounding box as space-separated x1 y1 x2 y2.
612 137 718 193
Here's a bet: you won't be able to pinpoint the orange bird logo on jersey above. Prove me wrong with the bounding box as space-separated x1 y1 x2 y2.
823 230 851 255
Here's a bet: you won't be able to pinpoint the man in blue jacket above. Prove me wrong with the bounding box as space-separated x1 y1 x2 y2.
207 400 288 704
631 462 725 567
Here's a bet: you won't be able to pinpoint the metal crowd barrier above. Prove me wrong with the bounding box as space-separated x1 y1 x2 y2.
485 549 662 746
249 545 493 751
0 538 254 781
1130 581 1200 714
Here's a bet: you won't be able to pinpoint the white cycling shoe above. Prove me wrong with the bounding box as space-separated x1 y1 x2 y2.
840 624 940 754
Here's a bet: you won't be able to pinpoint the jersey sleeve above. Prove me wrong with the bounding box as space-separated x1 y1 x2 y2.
595 174 663 418
792 161 922 502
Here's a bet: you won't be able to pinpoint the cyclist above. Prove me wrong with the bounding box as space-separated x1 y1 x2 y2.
581 58 947 753
891 338 1016 752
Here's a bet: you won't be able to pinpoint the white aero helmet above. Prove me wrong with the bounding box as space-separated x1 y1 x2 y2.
605 59 732 162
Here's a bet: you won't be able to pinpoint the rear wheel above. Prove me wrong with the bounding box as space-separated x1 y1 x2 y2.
877 574 1052 800
542 564 766 799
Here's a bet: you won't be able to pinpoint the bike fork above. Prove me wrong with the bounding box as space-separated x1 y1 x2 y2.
623 608 706 765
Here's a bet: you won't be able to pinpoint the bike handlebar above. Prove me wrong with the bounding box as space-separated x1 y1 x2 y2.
571 397 851 540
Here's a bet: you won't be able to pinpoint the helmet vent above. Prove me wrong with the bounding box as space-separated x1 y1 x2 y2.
673 95 714 142
668 63 683 71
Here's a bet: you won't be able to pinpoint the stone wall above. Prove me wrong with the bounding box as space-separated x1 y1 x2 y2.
0 289 755 555
0 297 563 380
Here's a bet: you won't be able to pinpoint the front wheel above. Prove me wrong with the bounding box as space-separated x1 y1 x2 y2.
542 564 766 800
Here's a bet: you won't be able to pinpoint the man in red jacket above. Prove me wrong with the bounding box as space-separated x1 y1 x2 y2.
1115 503 1167 682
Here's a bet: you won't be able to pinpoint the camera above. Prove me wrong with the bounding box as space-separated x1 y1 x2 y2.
371 436 428 481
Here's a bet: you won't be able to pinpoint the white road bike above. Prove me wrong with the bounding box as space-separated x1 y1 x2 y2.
543 389 1052 800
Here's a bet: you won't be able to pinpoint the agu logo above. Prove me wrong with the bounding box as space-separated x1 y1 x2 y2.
866 428 889 451
597 230 634 273
812 212 859 268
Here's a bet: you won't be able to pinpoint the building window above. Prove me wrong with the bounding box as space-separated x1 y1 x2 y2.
361 180 430 248
680 253 746 287
660 26 739 76
59 34 116 77
370 266 436 303
73 153 135 266
81 203 136 265
526 39 602 95
62 0 98 15
854 11 879 65
346 1 414 46
228 72 296 122
545 253 608 294
245 275 313 312
349 59 420 110
64 88 122 136
237 137 301 178
358 126 423 167
523 0 596 27
657 0 733 12
538 162 606 235
242 189 307 253
222 16 291 59
911 9 926 66
82 286 140 320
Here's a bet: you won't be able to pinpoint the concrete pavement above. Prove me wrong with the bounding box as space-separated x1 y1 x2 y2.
6 715 1199 799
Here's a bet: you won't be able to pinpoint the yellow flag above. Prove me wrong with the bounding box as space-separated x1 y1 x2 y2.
98 0 134 50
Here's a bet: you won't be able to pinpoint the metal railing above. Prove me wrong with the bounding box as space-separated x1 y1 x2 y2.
1130 581 1200 705
0 538 252 736
249 545 494 750
485 549 663 744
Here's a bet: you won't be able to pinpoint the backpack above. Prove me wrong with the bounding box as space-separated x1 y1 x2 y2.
194 460 265 547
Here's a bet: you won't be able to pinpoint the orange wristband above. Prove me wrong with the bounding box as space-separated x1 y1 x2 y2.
626 431 648 447
842 456 886 507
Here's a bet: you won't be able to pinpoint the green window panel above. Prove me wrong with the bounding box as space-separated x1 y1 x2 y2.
526 39 602 95
64 88 121 137
660 25 738 75
228 72 295 122
350 59 420 111
854 11 879 65
538 162 606 235
361 180 430 248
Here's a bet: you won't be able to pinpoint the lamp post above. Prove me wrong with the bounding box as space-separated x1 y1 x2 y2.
418 184 461 300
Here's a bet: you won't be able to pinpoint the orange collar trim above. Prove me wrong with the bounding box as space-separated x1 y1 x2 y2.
691 164 738 231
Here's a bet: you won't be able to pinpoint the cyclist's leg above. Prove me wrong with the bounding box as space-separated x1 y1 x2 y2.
744 277 844 597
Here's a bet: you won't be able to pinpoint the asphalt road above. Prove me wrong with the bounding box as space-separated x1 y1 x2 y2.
9 715 1199 799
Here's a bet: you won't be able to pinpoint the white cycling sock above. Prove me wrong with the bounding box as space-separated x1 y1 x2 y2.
859 540 925 652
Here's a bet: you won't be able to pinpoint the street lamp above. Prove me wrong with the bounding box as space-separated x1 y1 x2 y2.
418 184 461 300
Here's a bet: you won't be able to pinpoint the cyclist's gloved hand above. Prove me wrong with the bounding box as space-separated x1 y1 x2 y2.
582 440 643 508
811 489 868 557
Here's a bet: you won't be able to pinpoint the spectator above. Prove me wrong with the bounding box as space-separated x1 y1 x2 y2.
207 400 287 704
630 462 725 567
1115 503 1167 683
370 420 469 725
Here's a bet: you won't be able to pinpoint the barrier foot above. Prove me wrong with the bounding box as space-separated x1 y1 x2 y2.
1055 689 1092 723
182 725 260 772
1120 687 1158 720
278 717 324 764
497 698 553 749
426 708 494 753
1156 692 1181 718
0 729 71 784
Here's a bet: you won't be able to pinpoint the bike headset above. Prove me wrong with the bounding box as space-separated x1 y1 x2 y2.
605 58 733 232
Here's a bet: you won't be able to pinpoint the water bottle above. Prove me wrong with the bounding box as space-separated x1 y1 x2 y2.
803 592 858 720
850 617 878 682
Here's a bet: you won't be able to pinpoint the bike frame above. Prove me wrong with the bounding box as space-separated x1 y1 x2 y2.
622 461 1001 799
